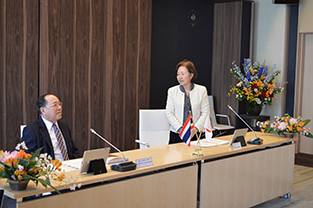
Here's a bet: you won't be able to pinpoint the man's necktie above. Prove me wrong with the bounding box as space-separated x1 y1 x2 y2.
52 124 69 160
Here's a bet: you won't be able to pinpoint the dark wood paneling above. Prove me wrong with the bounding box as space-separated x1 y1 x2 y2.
1 0 152 152
136 0 152 148
24 0 39 125
0 0 6 149
38 0 151 152
0 0 39 150
74 0 90 154
110 0 125 149
211 2 246 126
124 0 138 150
103 0 113 149
59 0 73 126
89 0 105 150
138 0 152 110
6 0 24 150
47 1 61 94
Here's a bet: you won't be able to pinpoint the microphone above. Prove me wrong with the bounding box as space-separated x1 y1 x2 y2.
227 105 263 145
90 128 136 171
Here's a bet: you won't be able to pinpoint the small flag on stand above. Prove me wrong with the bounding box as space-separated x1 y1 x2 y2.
204 113 213 140
179 113 194 146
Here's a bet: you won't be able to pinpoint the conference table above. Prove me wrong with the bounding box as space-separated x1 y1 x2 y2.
1 132 296 208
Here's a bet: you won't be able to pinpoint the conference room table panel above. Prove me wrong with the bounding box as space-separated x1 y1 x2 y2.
1 131 297 208
199 132 296 208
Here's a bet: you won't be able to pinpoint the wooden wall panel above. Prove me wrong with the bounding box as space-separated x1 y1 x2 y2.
110 0 125 149
211 2 248 126
75 0 90 152
5 0 24 149
39 0 151 153
1 0 152 152
124 0 138 150
0 0 39 150
0 0 5 149
59 0 73 125
138 0 151 110
89 0 105 150
24 0 39 126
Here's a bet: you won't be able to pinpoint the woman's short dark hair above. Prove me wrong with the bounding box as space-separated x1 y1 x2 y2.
176 59 198 83
36 93 53 115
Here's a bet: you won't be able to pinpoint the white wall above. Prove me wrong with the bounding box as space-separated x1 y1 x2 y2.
252 0 289 118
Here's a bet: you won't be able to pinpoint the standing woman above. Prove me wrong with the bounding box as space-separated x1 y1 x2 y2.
165 59 209 144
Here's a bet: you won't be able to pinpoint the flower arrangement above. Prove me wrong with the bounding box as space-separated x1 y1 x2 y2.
228 58 286 112
257 113 313 138
0 142 65 193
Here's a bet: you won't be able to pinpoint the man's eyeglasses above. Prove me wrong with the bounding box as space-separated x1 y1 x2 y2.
45 102 63 108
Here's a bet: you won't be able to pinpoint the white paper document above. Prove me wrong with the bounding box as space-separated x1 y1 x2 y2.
190 139 217 147
60 158 82 172
207 138 230 145
190 138 229 147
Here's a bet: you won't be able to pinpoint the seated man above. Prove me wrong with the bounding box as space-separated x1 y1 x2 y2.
21 93 80 161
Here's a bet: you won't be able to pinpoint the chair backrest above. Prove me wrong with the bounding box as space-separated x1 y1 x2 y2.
208 95 217 126
0 189 4 208
139 109 170 148
20 125 26 138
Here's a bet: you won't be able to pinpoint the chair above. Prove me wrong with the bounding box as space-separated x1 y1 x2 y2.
20 125 26 138
135 109 170 148
208 95 235 136
0 189 4 208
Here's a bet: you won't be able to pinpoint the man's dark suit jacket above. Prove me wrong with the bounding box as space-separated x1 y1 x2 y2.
21 117 81 159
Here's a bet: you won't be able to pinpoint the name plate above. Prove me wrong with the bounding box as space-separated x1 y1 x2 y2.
135 157 153 168
232 142 242 150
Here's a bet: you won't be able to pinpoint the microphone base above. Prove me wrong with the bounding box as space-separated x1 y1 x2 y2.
111 161 137 172
247 137 263 145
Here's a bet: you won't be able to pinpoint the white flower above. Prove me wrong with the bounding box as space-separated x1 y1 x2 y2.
236 81 242 87
15 143 21 150
255 98 261 104
77 183 82 188
289 118 298 125
69 184 76 191
278 122 288 131
18 165 24 171
21 141 28 150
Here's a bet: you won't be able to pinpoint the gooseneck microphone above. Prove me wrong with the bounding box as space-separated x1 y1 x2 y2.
90 128 137 171
90 128 128 162
227 105 263 145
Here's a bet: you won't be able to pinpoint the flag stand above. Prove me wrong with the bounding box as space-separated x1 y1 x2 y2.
192 138 203 157
191 109 210 157
190 112 203 157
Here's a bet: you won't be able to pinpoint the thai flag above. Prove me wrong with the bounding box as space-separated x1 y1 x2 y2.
179 114 194 146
